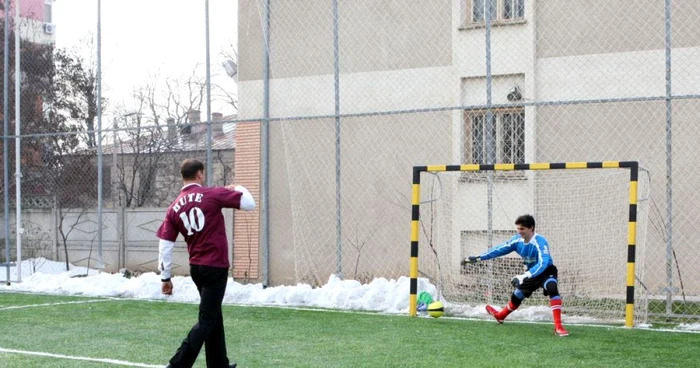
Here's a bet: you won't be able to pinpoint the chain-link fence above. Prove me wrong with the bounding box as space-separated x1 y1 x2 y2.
1 1 240 281
233 0 700 323
2 1 700 324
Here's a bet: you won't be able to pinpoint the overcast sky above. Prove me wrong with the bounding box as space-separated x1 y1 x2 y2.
54 0 241 117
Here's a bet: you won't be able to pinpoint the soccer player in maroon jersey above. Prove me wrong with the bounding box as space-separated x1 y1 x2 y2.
158 159 255 368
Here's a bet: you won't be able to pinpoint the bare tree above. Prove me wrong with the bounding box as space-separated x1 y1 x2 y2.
344 217 385 282
20 221 52 273
215 150 234 186
0 26 106 270
112 69 207 208
113 112 175 207
162 66 207 126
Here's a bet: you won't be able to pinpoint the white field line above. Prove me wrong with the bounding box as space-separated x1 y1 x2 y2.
3 292 698 334
0 347 162 367
237 304 700 334
0 298 115 311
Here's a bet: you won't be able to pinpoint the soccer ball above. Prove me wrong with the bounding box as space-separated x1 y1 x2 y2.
427 301 444 318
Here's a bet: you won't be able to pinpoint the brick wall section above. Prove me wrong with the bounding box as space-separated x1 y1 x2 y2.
233 122 261 280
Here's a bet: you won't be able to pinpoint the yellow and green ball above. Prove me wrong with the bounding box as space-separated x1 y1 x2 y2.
427 301 444 318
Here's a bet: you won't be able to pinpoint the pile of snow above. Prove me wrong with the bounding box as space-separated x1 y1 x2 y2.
1 258 698 332
0 258 434 314
0 257 98 281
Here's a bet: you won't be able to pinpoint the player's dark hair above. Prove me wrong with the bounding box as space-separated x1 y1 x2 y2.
181 159 204 180
515 214 535 229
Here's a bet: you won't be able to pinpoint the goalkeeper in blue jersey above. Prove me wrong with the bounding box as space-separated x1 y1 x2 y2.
462 214 569 337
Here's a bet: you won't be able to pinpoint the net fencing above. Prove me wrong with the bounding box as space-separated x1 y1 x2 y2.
2 0 700 324
414 167 650 324
237 0 700 323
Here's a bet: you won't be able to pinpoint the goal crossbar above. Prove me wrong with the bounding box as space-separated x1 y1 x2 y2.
408 161 639 327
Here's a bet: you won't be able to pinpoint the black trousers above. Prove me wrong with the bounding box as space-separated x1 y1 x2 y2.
518 264 559 298
169 265 230 368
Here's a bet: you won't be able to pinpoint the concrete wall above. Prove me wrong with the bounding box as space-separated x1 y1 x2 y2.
2 207 233 276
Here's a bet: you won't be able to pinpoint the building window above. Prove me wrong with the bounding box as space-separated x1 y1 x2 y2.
502 0 524 20
44 0 53 23
465 109 525 164
470 0 524 24
472 0 497 22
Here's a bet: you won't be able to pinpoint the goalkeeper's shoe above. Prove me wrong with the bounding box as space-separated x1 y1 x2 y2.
554 325 569 337
485 305 505 324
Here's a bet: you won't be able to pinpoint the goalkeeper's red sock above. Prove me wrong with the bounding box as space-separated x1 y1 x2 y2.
550 298 563 326
496 300 518 320
550 298 569 336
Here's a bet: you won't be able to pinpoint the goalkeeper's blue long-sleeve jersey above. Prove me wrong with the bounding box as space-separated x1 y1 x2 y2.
477 233 553 277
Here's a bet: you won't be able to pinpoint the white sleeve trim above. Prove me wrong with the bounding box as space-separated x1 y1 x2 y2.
235 185 256 211
158 239 175 280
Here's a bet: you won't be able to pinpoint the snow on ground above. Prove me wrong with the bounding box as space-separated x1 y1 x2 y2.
1 258 698 331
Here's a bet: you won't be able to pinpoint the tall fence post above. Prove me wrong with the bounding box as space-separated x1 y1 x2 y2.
663 0 674 316
260 0 271 287
333 0 342 279
3 0 11 284
96 0 104 272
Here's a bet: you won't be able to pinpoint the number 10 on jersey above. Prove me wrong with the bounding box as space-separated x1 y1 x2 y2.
180 207 205 235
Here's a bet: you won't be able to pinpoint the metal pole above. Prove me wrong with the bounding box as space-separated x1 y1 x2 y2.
484 0 495 304
3 0 10 284
96 0 104 271
333 0 342 278
113 118 121 268
260 0 271 287
485 0 495 241
204 0 212 186
664 0 673 316
14 0 22 282
116 112 134 269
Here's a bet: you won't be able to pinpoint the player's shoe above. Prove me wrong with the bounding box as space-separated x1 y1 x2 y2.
554 325 569 337
485 305 505 324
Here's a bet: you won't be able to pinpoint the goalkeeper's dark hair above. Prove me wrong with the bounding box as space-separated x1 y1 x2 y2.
515 214 535 229
180 159 205 180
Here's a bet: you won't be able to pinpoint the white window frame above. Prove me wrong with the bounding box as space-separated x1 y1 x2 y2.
501 0 525 20
44 0 53 23
465 108 525 165
466 0 525 26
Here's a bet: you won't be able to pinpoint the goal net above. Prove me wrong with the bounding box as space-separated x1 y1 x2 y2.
410 163 650 326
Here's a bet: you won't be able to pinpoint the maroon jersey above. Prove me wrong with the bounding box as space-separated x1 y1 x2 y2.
156 184 242 268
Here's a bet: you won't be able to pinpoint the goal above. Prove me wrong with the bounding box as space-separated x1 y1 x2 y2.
408 161 648 327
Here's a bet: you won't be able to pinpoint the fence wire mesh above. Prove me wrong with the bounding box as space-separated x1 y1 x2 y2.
236 0 700 323
2 1 700 323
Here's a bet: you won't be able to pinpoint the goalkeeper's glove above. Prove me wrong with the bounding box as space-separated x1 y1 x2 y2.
511 271 532 288
461 256 481 266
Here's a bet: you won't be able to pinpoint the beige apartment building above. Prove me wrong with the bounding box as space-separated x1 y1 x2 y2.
235 0 700 309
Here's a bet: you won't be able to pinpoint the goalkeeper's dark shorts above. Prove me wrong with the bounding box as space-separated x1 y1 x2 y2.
518 264 558 297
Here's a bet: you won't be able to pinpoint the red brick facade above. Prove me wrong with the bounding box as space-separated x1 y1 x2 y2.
232 122 260 280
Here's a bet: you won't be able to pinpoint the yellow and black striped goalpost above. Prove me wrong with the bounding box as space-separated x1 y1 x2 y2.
409 161 639 328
